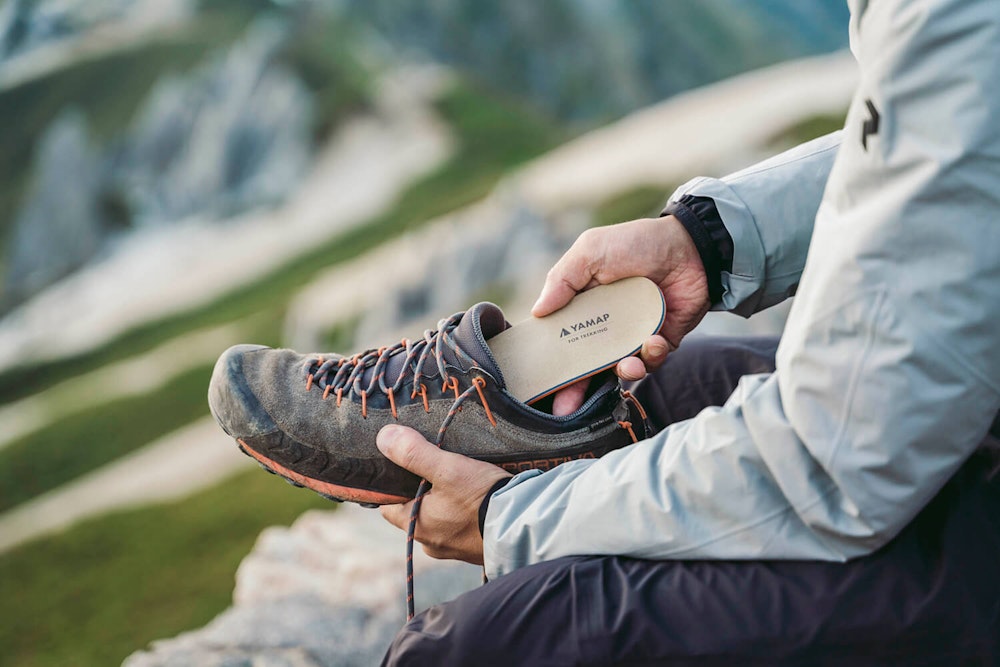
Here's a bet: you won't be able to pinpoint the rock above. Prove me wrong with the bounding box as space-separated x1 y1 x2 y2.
0 0 189 64
124 506 482 667
115 18 314 227
2 16 315 308
2 110 105 306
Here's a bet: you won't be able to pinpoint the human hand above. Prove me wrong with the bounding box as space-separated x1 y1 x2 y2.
533 216 710 415
377 425 512 565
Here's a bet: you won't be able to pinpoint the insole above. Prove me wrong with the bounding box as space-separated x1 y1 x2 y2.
487 277 666 404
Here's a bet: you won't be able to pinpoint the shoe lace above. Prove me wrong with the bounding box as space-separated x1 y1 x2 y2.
304 313 496 422
304 313 500 620
305 314 648 621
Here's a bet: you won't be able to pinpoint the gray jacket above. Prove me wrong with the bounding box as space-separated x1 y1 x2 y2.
483 0 1000 579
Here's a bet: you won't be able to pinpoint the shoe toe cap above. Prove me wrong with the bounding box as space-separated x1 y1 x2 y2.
208 344 278 438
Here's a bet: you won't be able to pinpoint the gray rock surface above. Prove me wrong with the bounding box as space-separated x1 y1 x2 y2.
115 18 313 227
3 110 104 304
2 16 314 308
124 506 482 667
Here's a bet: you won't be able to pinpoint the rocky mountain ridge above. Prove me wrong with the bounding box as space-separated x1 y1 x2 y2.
3 17 313 307
0 0 849 313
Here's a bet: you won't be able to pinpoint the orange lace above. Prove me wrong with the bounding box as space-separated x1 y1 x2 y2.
304 313 492 420
300 314 502 621
304 315 646 621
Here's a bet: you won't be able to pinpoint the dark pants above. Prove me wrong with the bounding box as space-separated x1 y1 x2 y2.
383 337 1000 666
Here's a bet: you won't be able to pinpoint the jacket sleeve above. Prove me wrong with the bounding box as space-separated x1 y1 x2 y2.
668 130 842 317
483 0 1000 580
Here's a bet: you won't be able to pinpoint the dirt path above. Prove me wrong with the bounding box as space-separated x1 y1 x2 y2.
516 51 856 213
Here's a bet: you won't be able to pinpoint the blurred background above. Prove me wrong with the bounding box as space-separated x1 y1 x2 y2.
0 1 855 664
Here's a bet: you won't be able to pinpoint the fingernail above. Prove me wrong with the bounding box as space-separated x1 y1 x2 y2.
376 424 404 454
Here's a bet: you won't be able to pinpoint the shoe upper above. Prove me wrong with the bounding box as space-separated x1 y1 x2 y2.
209 303 645 497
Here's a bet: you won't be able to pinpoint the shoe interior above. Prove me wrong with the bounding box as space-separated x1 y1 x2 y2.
528 369 618 415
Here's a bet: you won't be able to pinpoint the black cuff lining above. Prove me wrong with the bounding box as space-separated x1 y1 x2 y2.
478 477 514 536
663 198 724 304
681 195 734 275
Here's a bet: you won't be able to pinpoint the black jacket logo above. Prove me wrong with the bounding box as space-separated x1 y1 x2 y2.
862 99 880 150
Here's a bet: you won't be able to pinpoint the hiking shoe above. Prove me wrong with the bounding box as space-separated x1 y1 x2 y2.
208 302 649 507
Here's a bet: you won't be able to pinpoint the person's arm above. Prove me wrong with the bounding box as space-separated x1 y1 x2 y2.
484 0 1000 579
667 131 842 317
534 133 843 410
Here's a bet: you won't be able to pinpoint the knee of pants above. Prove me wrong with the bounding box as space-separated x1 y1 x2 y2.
381 606 495 667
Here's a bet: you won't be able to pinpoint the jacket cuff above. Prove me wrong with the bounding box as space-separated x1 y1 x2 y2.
478 477 514 536
662 195 733 305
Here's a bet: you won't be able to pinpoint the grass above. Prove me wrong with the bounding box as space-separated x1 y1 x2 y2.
766 111 848 150
0 80 563 406
592 186 672 228
0 308 284 513
0 364 214 513
319 315 361 354
0 468 332 667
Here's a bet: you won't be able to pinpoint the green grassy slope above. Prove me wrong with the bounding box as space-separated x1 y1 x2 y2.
592 186 673 228
0 470 332 667
0 365 213 513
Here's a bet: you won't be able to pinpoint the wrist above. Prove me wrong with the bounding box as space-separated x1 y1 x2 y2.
478 476 513 536
662 197 730 305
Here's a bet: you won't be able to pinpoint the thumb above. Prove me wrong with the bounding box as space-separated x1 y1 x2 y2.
532 252 595 317
377 425 451 482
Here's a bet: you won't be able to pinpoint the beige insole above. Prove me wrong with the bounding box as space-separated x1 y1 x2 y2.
487 277 666 404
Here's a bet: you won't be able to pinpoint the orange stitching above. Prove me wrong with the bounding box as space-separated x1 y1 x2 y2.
618 420 638 443
449 376 460 400
472 377 497 427
360 390 368 418
420 384 429 412
336 387 344 407
306 374 314 391
323 385 332 400
388 387 398 419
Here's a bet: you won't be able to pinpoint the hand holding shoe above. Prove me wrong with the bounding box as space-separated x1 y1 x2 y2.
378 425 512 565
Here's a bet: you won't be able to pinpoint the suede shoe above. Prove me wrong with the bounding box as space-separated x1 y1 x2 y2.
208 302 648 507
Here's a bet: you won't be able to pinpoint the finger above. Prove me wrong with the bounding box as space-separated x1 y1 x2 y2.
616 356 647 382
531 250 595 317
639 335 670 371
377 425 462 482
379 500 412 532
552 379 589 416
375 424 475 484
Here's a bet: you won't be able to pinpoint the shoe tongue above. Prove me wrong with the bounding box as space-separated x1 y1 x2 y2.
380 302 510 387
450 302 510 383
